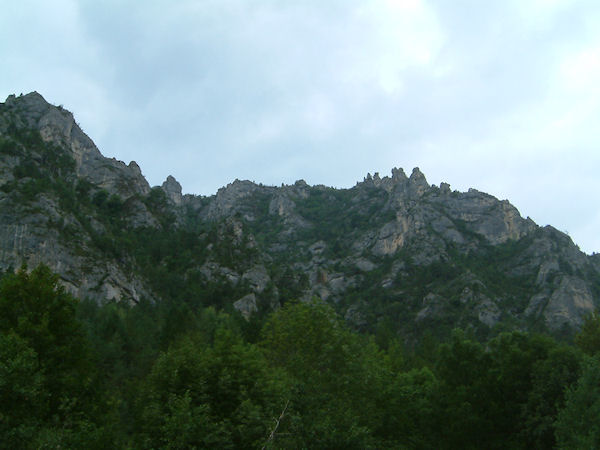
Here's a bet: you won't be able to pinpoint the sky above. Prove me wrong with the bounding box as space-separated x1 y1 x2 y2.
1 0 599 254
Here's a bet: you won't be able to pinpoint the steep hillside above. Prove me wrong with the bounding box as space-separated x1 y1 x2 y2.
1 92 598 341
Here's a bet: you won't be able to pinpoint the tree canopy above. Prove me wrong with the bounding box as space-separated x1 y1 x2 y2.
0 265 596 448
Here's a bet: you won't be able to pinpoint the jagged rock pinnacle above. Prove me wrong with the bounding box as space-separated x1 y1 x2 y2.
161 175 183 205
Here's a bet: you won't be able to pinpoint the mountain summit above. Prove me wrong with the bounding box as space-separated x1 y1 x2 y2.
1 92 598 339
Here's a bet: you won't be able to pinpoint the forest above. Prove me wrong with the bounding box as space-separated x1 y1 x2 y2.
1 264 599 449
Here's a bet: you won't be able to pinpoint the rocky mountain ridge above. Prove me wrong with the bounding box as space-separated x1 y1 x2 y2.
0 92 598 341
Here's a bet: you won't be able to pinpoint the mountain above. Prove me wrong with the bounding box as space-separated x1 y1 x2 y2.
1 92 598 341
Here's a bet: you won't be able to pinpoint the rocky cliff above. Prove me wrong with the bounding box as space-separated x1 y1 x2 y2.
0 92 154 302
0 92 598 340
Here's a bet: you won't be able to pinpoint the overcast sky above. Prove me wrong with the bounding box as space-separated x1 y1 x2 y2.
1 0 599 253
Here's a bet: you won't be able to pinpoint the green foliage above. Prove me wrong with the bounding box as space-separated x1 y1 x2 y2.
261 300 389 448
447 238 537 311
5 128 76 188
0 262 587 448
379 366 438 448
0 266 90 401
0 265 109 448
575 311 600 355
0 332 45 446
555 356 600 449
293 186 394 253
0 135 20 155
433 330 495 448
135 328 289 449
143 186 176 228
431 330 582 449
522 343 581 448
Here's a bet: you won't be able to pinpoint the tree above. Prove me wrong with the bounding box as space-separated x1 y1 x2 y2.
0 265 91 406
575 311 600 356
432 330 583 449
0 265 106 447
378 366 438 448
260 300 388 448
0 332 45 446
135 327 289 449
521 343 581 448
433 329 494 448
555 356 600 448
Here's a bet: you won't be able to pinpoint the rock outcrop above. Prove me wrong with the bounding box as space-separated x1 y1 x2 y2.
161 175 183 205
1 92 150 197
0 93 155 302
1 91 598 337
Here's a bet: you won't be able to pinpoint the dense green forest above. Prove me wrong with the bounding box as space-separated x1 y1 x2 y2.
1 265 599 449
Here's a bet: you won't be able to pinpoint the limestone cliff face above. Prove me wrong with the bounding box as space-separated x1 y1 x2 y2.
189 165 597 332
0 192 154 303
0 91 598 336
0 93 155 303
161 175 183 205
204 179 276 221
360 169 536 257
1 93 150 197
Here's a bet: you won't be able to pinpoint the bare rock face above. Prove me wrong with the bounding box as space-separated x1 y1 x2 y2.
525 276 595 331
0 199 154 304
408 167 430 197
1 93 150 198
161 175 183 205
123 197 160 228
268 191 310 230
372 216 411 256
357 167 536 263
0 93 156 303
234 293 258 319
242 265 271 293
475 298 502 328
536 259 560 285
416 293 447 321
206 179 268 220
269 192 295 217
445 191 536 245
361 167 408 192
355 258 376 272
543 276 595 330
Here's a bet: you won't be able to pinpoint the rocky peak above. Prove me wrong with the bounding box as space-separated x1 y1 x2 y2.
391 167 408 182
3 92 52 123
362 172 383 187
161 175 183 205
409 167 426 182
2 92 98 155
1 92 150 198
358 167 430 196
359 167 404 192
440 182 451 194
1 91 598 338
129 161 144 177
290 179 310 198
407 167 430 196
207 179 268 220
4 91 47 109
